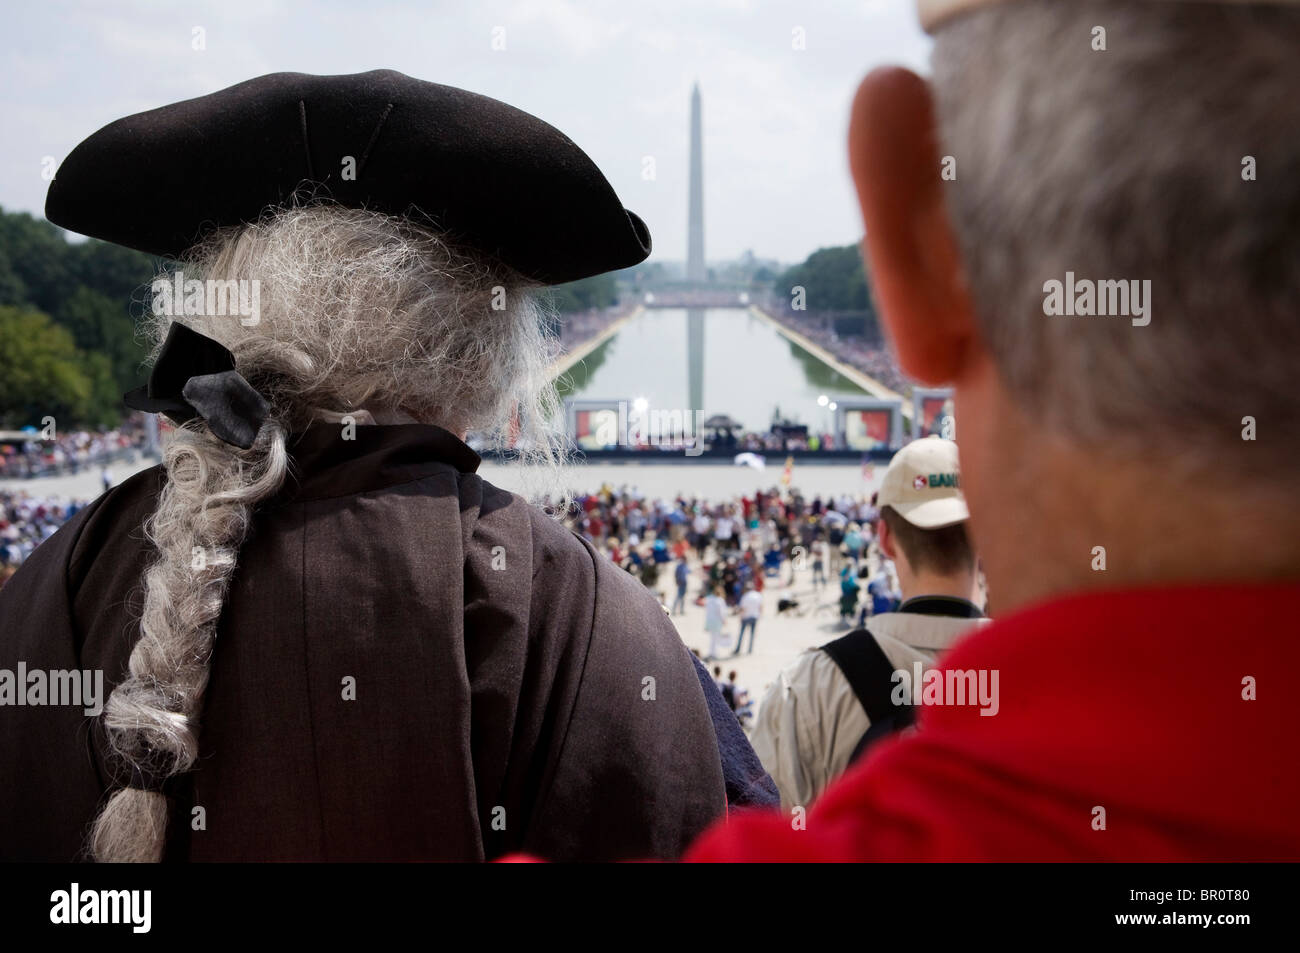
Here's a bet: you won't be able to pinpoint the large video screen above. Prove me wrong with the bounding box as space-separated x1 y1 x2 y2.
572 403 621 451
843 407 894 452
916 391 955 439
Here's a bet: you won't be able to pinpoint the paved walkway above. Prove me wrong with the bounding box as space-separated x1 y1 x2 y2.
0 455 155 498
649 540 887 726
478 458 879 500
658 555 862 721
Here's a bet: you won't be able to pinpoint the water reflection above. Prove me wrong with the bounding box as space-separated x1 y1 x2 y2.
557 307 867 432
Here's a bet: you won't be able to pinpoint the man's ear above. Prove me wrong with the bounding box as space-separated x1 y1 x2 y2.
877 515 897 562
848 67 979 385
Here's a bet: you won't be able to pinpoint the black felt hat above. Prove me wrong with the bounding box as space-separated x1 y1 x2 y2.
44 69 651 285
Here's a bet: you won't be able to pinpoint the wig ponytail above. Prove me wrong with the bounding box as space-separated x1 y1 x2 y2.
92 421 288 861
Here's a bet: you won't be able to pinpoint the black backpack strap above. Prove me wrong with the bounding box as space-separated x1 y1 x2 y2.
821 628 899 724
821 628 916 763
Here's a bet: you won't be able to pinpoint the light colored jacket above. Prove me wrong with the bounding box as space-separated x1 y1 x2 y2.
751 608 988 810
704 595 726 631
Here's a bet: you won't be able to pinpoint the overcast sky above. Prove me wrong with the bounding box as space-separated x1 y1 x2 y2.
0 0 931 266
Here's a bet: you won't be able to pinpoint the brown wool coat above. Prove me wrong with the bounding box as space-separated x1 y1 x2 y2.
0 423 726 861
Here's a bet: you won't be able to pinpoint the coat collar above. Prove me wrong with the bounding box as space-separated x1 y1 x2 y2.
898 595 985 619
281 421 481 502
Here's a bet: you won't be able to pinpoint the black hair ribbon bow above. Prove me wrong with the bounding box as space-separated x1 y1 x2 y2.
123 323 270 450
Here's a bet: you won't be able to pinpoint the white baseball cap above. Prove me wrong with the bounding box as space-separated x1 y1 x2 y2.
877 435 968 530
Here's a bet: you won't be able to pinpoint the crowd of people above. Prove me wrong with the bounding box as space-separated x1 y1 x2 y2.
706 664 754 728
538 435 985 814
552 301 637 354
0 419 151 479
766 304 910 396
0 423 151 578
549 482 909 640
719 427 844 454
574 424 849 455
0 490 88 585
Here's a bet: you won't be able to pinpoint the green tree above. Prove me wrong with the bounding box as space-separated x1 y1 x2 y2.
54 286 147 394
0 210 72 315
0 245 27 306
0 306 95 428
66 238 158 309
777 245 872 311
546 273 618 313
0 207 157 424
79 351 123 428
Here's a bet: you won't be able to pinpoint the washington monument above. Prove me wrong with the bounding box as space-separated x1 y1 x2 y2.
686 82 705 282
686 83 706 412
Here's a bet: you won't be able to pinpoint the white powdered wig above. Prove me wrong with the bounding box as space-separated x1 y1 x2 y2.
92 205 566 861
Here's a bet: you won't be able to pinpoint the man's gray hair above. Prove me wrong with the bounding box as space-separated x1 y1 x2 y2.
931 0 1299 474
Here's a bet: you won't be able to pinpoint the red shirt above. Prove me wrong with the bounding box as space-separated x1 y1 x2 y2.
687 582 1300 861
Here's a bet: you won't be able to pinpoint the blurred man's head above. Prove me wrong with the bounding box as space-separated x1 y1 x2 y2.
849 0 1300 612
876 436 975 600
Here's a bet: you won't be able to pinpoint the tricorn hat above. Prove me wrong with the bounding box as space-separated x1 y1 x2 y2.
45 69 651 285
